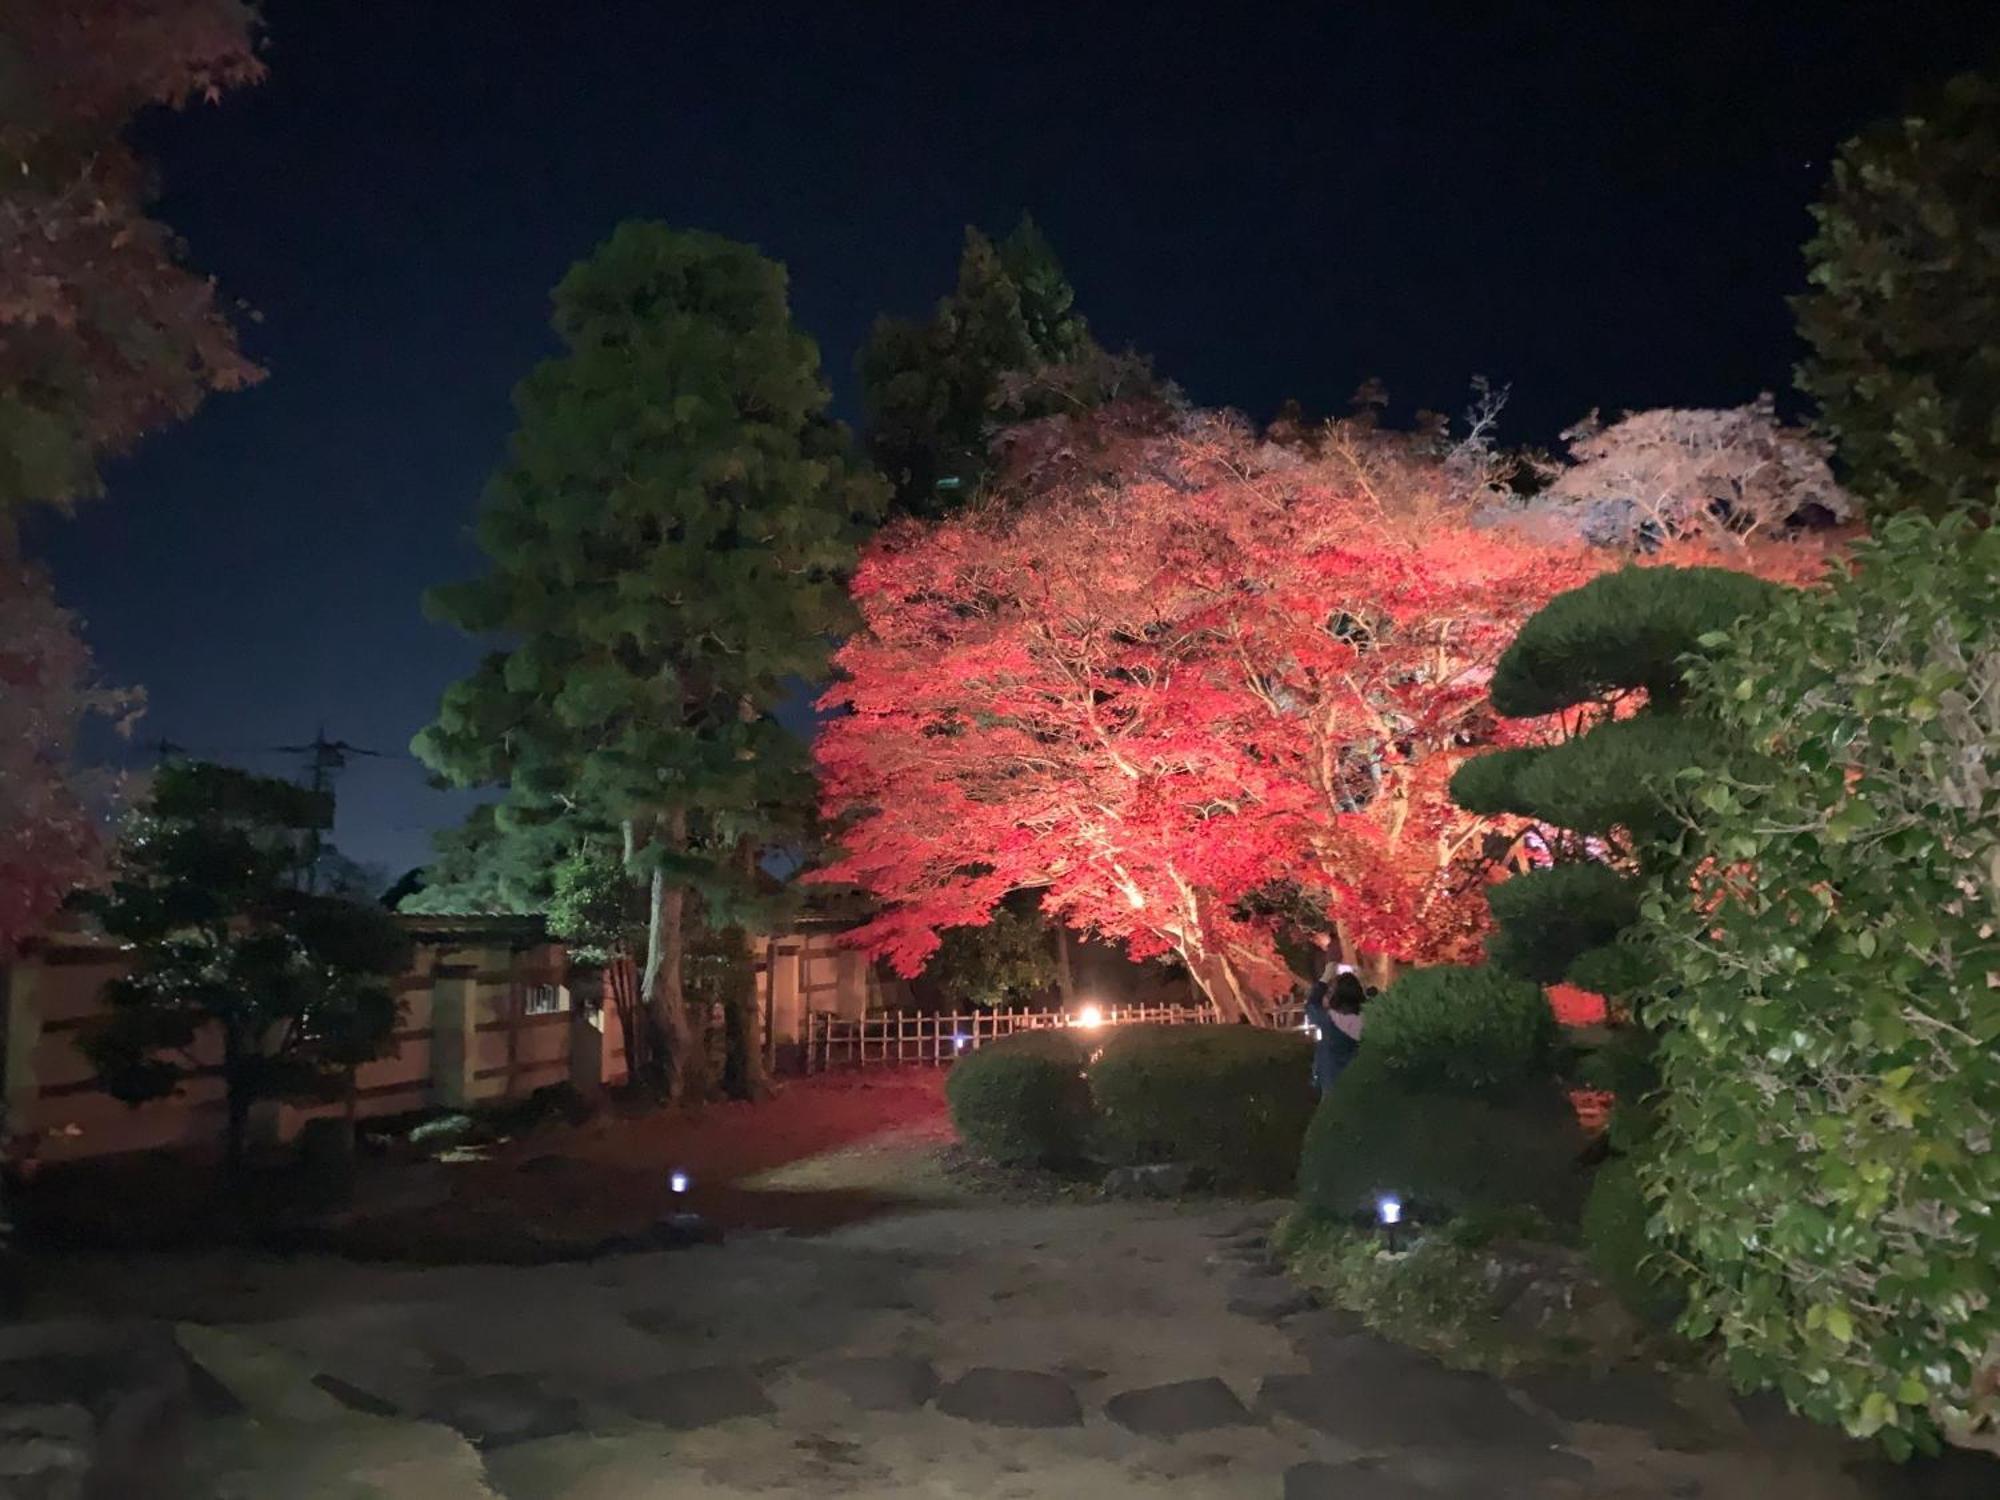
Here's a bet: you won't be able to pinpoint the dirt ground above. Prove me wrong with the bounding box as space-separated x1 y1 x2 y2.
16 1073 963 1265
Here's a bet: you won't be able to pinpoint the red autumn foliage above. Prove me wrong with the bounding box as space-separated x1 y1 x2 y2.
1 0 264 511
814 412 1611 1019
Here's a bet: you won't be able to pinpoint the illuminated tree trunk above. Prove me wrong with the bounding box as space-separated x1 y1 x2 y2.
1053 923 1076 1008
641 807 698 1102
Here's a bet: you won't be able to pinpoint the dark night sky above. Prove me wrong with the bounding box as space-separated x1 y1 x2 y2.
29 0 2000 880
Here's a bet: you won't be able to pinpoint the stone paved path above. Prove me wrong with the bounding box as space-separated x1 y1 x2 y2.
88 1200 1991 1497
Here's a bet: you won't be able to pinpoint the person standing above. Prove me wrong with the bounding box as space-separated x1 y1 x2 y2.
1303 948 1368 1095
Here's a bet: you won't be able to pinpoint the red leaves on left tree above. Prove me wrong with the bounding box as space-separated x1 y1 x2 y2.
1 0 264 513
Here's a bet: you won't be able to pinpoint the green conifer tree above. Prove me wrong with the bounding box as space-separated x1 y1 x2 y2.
415 224 879 1099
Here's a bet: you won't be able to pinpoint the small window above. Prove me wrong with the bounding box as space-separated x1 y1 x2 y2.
523 983 569 1016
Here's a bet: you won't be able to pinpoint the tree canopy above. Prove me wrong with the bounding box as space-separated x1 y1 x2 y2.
815 406 1606 1018
0 0 263 517
1794 70 2000 520
81 762 408 1171
859 216 1108 519
414 222 879 1096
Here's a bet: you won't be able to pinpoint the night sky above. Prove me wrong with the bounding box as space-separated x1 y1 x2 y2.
29 1 2000 882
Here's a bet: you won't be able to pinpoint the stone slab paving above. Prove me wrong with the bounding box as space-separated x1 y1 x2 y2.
616 1365 776 1429
31 1199 1991 1498
806 1354 939 1412
936 1366 1085 1428
1104 1376 1253 1437
425 1373 586 1448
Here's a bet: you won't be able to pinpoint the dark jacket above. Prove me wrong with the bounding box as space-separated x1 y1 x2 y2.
1303 971 1364 1092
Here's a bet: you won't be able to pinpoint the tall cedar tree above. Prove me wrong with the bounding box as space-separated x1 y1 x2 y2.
82 763 409 1174
858 216 1094 518
415 224 879 1100
1795 71 2000 520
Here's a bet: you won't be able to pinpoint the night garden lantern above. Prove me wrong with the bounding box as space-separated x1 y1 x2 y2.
1375 1193 1405 1253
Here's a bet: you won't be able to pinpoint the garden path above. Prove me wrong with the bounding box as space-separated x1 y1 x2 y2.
90 1189 1980 1499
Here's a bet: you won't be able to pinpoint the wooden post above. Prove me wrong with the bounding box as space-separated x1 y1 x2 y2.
430 951 478 1109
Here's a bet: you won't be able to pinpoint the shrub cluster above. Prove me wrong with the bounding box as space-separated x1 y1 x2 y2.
944 1030 1093 1166
1090 1024 1313 1190
1297 1050 1584 1223
1638 514 2000 1455
1580 1157 1682 1325
1363 964 1556 1094
945 1023 1313 1188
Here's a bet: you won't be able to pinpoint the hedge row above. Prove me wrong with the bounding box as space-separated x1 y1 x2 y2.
944 1024 1313 1190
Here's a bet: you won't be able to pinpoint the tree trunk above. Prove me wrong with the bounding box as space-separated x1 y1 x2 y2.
719 927 770 1101
1053 923 1076 1008
1189 951 1265 1024
642 858 694 1103
222 1036 251 1180
605 948 645 1084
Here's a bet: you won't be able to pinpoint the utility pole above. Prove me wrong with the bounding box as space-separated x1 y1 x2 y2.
270 728 382 892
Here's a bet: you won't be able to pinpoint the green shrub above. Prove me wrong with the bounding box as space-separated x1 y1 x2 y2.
1581 1157 1681 1324
1366 964 1556 1094
1447 746 1537 816
1298 1051 1585 1223
1484 864 1640 985
1089 1024 1313 1190
945 1030 1093 1166
1569 1023 1659 1100
1563 940 1660 1003
1489 565 1782 717
1507 715 1720 840
1639 514 2000 1455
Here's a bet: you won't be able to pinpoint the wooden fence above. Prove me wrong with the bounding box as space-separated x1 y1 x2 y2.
804 1001 1223 1072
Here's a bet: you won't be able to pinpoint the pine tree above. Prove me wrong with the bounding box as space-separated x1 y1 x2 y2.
858 216 1098 518
415 224 879 1099
82 763 409 1175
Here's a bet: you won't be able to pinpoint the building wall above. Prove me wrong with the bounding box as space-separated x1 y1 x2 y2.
1 924 596 1166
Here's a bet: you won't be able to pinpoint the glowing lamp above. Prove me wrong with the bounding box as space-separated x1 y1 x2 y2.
1076 1003 1105 1029
1376 1193 1405 1252
669 1170 690 1196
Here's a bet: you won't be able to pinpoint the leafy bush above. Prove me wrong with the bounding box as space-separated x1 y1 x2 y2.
1581 1157 1681 1324
927 904 1058 1008
1484 865 1640 984
945 1030 1093 1166
1089 1024 1313 1190
1569 1024 1659 1101
1488 565 1783 716
1298 1051 1585 1223
1563 940 1661 1002
1366 964 1556 1094
1639 514 2000 1454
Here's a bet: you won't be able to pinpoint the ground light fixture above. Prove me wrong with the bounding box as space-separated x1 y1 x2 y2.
1075 1003 1105 1028
669 1169 690 1196
1376 1193 1405 1253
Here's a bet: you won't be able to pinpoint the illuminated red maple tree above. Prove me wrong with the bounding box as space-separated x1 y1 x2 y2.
814 411 1609 1019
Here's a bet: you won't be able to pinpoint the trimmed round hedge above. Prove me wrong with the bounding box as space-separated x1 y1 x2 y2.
1366 964 1557 1094
1298 1050 1586 1223
1089 1024 1314 1190
944 1030 1093 1166
1581 1156 1683 1324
